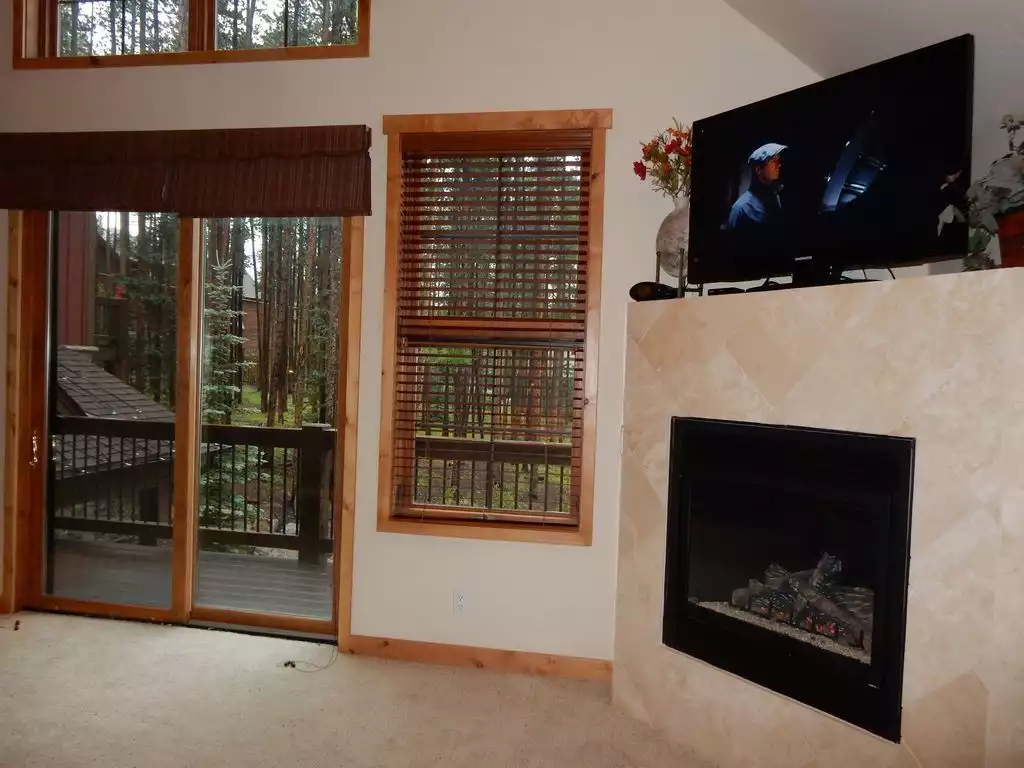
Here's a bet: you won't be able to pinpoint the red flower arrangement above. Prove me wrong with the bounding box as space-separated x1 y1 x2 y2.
633 119 693 199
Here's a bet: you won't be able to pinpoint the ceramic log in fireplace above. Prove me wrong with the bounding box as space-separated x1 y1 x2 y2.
662 417 914 742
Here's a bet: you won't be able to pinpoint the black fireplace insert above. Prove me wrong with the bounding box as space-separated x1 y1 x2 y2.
663 417 914 741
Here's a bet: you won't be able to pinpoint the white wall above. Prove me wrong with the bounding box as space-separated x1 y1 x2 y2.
720 0 1024 174
0 0 818 657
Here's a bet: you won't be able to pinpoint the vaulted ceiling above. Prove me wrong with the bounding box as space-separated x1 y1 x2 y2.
722 0 1024 169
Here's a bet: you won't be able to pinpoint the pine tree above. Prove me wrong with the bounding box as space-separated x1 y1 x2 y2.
202 257 245 423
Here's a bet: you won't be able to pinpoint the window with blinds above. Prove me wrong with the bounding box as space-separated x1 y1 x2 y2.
386 126 598 528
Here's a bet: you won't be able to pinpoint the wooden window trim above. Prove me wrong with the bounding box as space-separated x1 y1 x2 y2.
376 109 610 547
12 0 370 70
335 216 364 646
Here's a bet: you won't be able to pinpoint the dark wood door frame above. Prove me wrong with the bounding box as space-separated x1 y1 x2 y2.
2 211 49 614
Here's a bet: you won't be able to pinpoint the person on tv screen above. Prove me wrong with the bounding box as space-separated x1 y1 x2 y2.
725 143 787 232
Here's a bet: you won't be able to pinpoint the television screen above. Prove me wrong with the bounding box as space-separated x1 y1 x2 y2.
687 35 974 285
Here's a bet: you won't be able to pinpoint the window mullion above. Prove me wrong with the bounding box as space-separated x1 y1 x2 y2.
35 0 58 58
188 0 213 51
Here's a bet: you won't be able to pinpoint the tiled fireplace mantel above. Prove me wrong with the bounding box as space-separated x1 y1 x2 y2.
615 270 1024 768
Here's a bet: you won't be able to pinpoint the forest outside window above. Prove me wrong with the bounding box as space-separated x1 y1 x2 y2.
215 0 359 51
58 0 188 55
379 110 611 545
14 0 369 68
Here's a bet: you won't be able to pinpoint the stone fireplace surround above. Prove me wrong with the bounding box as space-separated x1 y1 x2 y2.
615 270 1024 768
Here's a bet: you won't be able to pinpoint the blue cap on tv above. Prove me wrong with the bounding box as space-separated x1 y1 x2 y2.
748 143 788 164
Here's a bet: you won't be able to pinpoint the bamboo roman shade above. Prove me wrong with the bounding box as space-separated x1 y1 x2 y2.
391 128 593 526
0 125 372 217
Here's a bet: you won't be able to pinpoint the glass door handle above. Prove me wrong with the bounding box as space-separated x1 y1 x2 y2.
29 432 39 467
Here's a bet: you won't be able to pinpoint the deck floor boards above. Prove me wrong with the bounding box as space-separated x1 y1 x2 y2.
50 539 333 620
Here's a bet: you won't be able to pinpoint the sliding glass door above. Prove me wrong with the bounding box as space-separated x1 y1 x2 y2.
26 211 352 634
44 211 179 610
192 217 344 627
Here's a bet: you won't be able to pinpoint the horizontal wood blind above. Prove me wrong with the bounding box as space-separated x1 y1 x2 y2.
391 129 593 526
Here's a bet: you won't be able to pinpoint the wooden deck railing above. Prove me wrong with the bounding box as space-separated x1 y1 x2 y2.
51 416 336 564
52 417 574 560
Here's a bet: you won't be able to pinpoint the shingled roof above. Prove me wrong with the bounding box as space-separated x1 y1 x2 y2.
56 347 175 422
53 347 175 481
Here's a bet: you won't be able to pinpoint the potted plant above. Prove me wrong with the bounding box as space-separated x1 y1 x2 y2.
634 120 693 281
967 114 1024 268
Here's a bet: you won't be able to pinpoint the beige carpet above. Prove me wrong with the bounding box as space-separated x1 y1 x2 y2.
0 613 707 768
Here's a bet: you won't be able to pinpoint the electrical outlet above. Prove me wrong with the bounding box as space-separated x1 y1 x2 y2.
453 589 466 616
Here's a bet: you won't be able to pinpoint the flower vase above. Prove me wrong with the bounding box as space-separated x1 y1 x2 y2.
656 196 690 282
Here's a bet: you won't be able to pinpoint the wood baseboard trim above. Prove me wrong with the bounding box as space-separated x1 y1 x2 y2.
345 635 612 682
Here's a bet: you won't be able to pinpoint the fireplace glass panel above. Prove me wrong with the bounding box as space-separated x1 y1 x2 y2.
688 480 880 665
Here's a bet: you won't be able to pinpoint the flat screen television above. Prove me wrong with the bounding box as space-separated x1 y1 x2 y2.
687 35 975 286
